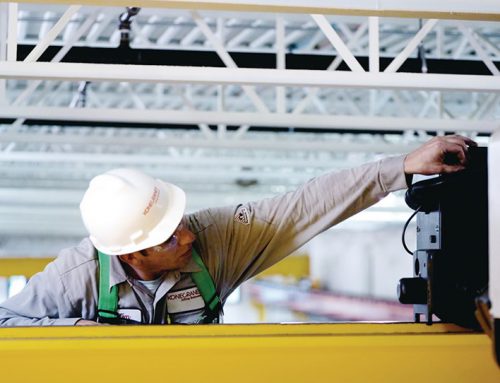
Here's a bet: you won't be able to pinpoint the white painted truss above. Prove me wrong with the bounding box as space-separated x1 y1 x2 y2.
0 1 498 252
5 5 500 58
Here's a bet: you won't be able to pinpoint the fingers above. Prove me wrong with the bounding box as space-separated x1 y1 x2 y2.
433 135 477 169
404 134 478 176
434 134 477 148
442 142 468 165
462 136 478 147
440 164 466 174
445 137 476 155
75 319 101 325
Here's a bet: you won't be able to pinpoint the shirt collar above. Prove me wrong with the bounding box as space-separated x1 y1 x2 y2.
109 255 129 287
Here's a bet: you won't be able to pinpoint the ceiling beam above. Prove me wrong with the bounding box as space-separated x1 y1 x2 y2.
16 45 499 75
10 1 500 21
0 129 421 152
0 107 498 133
1 62 500 92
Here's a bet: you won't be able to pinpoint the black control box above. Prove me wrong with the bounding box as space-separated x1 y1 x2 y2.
398 146 488 329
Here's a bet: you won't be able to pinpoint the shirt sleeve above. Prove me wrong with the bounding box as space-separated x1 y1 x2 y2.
0 260 82 326
0 239 99 327
193 155 408 300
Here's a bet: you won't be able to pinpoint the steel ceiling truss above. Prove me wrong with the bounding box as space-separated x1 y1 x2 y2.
0 2 498 243
7 6 500 59
0 4 499 136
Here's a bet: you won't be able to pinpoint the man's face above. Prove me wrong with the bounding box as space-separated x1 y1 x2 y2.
133 222 196 276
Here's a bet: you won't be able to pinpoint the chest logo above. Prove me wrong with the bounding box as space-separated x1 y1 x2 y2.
167 286 205 314
234 205 250 225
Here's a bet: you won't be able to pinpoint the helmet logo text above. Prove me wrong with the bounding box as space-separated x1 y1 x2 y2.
143 186 160 215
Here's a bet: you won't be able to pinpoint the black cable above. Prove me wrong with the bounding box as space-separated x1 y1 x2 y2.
418 19 428 74
402 206 420 255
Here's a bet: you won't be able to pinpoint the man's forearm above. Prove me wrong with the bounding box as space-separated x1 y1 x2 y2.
0 309 81 327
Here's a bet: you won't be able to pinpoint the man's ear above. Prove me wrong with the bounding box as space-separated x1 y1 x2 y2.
118 252 140 266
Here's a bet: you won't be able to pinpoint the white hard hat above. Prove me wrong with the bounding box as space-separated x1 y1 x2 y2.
80 168 186 255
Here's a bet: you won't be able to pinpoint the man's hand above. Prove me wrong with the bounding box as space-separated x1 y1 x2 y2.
75 319 102 326
404 135 477 175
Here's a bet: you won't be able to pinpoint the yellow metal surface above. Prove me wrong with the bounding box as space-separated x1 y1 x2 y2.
256 253 309 279
0 257 53 277
0 256 309 279
0 323 498 382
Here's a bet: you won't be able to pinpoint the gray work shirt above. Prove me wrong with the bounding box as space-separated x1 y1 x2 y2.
0 155 408 326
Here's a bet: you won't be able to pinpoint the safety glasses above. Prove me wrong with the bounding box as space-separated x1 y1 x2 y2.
152 222 184 253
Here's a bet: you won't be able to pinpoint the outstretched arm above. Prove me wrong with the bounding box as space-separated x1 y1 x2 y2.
191 134 478 299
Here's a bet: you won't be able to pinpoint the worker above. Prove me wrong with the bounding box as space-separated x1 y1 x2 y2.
0 135 475 326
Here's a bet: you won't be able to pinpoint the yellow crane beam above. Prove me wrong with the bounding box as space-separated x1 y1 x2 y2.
0 323 498 382
0 255 310 279
0 258 53 278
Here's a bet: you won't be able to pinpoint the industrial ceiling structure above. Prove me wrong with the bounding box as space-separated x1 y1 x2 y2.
0 1 499 255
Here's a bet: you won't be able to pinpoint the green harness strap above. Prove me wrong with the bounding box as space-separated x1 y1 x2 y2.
97 248 221 321
97 251 119 319
190 248 221 312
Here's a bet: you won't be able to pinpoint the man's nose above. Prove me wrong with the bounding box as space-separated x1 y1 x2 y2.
178 227 195 245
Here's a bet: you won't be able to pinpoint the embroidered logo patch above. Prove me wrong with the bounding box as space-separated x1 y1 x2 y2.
234 206 250 225
167 287 204 314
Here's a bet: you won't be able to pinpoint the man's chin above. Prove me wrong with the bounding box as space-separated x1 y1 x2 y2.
178 250 192 265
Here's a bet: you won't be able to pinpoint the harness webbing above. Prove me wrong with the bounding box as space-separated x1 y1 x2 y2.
191 248 221 312
97 248 221 323
97 251 119 319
